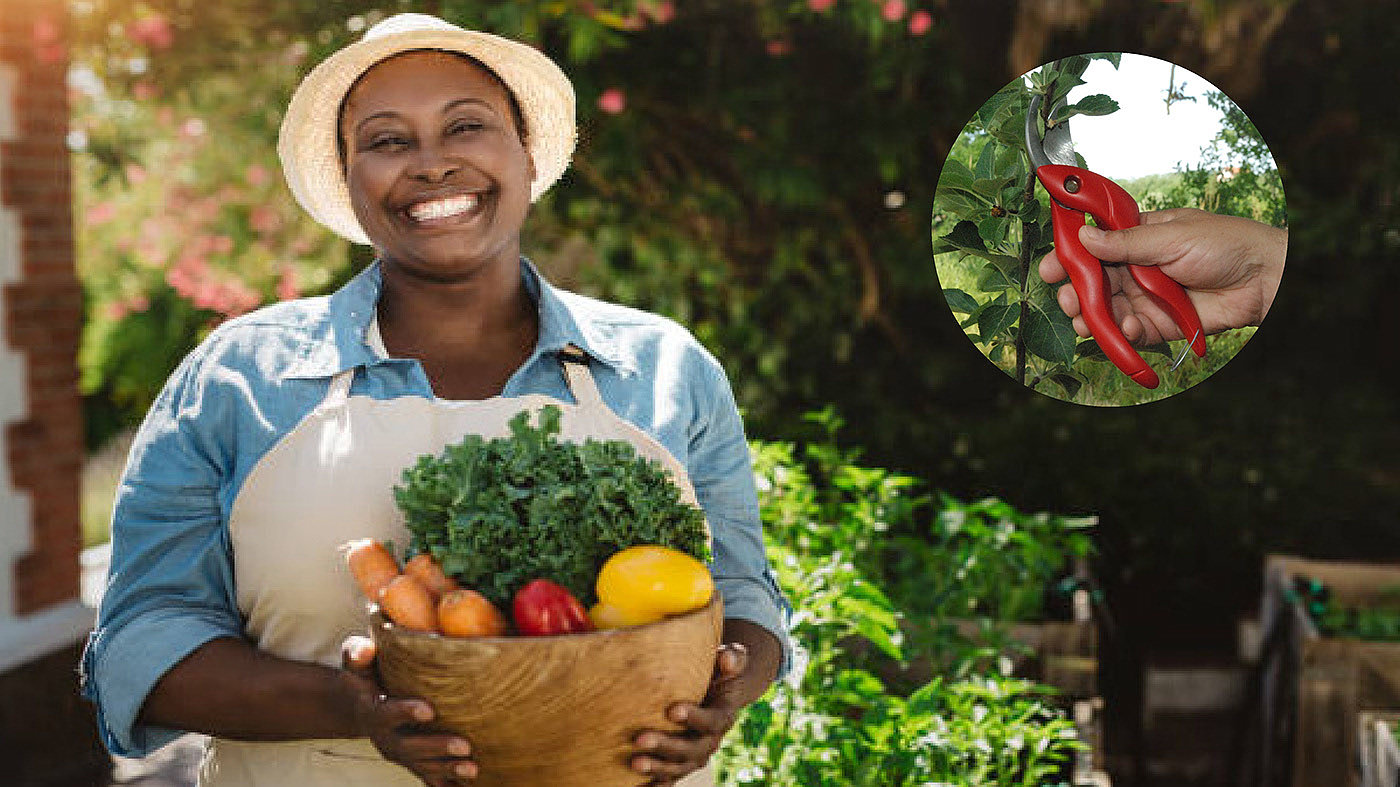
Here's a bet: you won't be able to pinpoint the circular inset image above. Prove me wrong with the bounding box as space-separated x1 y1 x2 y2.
932 53 1287 405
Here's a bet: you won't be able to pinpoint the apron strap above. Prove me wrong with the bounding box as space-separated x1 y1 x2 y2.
323 368 356 409
559 344 606 409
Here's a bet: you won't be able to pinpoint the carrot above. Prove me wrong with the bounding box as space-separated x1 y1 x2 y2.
378 574 439 633
404 553 459 600
438 589 508 638
344 539 400 601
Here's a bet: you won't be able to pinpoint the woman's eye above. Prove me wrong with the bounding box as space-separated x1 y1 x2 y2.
367 135 408 151
448 120 486 135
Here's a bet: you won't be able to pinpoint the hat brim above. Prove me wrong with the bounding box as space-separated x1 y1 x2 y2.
279 24 576 246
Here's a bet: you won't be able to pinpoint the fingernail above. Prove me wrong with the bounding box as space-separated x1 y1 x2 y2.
636 759 652 774
1081 224 1106 241
413 703 433 722
450 739 470 756
455 761 475 778
670 706 688 723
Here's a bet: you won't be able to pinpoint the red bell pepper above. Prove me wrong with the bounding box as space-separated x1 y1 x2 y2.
512 579 595 636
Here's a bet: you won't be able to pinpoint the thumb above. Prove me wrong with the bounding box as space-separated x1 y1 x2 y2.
341 635 377 674
1079 222 1182 268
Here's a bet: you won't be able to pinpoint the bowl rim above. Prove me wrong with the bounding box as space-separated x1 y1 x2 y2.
372 594 722 644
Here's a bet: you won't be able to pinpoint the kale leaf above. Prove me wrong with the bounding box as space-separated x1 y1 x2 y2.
394 405 709 607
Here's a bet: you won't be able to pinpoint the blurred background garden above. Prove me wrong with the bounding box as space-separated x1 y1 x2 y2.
59 0 1400 784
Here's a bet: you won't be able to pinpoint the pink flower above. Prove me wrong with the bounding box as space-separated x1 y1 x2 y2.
249 206 281 235
908 9 933 35
32 18 60 46
642 1 676 24
104 301 130 322
882 0 906 22
598 88 626 115
808 0 836 10
180 117 206 138
126 294 150 313
86 201 116 226
766 39 791 57
127 15 174 50
245 164 269 187
132 81 158 101
277 267 300 301
210 235 234 255
125 164 148 184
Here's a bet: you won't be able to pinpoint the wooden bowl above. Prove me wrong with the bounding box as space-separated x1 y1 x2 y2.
371 597 724 787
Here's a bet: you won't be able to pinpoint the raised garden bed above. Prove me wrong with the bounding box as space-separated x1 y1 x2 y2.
1359 712 1400 787
1249 555 1400 787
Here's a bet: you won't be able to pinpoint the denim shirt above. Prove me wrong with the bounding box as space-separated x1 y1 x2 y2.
79 259 792 757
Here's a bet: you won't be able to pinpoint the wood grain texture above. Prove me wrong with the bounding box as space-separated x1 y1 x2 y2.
373 597 723 787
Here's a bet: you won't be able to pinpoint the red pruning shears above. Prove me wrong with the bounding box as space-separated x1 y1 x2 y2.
1025 94 1205 389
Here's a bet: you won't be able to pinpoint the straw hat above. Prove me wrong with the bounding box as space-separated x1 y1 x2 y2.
278 13 577 245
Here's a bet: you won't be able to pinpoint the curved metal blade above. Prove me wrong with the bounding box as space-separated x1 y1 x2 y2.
1025 94 1078 169
1042 99 1078 166
1025 94 1052 170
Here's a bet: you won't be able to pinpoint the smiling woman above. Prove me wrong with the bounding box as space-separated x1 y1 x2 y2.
79 13 791 787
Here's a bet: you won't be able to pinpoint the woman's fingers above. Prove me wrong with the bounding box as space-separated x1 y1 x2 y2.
341 635 376 672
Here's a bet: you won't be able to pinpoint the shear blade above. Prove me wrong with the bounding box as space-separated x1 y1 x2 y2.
1169 329 1202 372
1042 103 1078 167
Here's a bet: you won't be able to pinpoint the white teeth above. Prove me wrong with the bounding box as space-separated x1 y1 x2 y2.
407 194 479 222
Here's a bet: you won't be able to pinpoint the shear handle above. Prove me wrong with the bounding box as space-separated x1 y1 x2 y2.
1039 164 1208 366
1048 200 1160 389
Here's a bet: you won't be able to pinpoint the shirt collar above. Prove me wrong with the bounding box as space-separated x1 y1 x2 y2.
282 258 629 380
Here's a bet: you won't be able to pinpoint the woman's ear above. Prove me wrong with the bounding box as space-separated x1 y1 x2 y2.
526 149 537 185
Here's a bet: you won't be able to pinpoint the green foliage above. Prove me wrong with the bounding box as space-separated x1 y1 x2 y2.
394 405 708 607
717 418 1087 786
1146 90 1288 228
1288 577 1400 643
933 55 1121 402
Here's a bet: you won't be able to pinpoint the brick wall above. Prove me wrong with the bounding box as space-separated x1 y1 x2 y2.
0 2 109 781
0 0 84 619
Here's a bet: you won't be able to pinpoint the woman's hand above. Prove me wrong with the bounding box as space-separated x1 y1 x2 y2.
1038 208 1287 344
630 643 749 785
340 636 478 786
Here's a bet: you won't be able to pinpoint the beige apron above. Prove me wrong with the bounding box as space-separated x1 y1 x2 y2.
201 348 714 786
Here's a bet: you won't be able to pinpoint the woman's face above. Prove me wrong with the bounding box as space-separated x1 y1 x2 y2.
340 50 534 280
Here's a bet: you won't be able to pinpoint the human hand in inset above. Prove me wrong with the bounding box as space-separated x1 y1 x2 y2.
1038 208 1287 345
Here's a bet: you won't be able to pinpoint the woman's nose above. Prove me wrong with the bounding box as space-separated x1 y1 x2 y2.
411 145 460 183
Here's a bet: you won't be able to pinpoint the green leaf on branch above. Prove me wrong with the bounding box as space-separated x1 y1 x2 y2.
978 299 1019 342
976 256 1022 293
937 159 976 194
1057 55 1092 80
977 216 1008 246
974 141 997 180
995 144 1025 179
976 83 1023 126
942 288 980 314
973 176 1017 201
934 189 981 217
1089 51 1123 69
938 220 987 255
1051 93 1120 123
1049 372 1086 399
1023 299 1078 366
1140 342 1172 357
1075 340 1106 361
1022 220 1043 252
